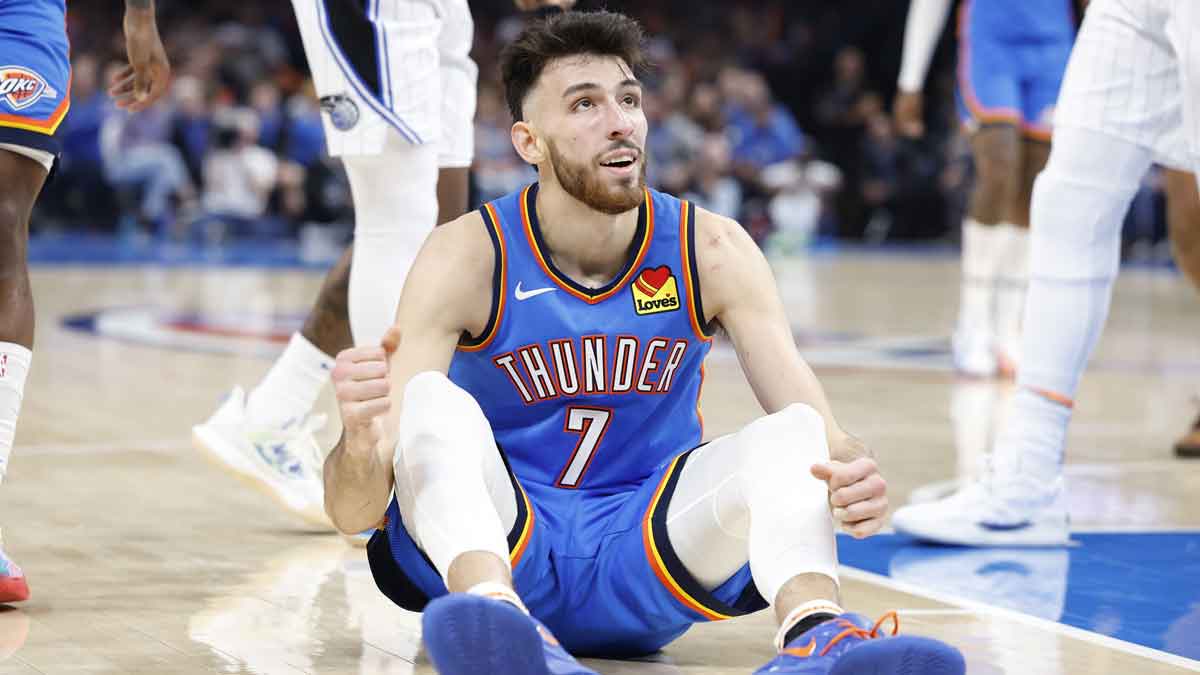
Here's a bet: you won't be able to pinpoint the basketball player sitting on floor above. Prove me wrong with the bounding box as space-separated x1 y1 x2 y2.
323 11 965 674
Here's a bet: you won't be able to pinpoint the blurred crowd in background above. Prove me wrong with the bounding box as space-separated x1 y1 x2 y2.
42 0 1175 259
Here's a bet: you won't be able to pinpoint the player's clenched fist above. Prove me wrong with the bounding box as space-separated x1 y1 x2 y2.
810 458 889 539
332 344 392 453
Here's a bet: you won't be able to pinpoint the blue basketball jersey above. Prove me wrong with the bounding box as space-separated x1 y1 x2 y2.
448 184 713 493
964 0 1075 44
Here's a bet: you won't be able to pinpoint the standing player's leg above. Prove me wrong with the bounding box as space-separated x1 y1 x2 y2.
657 405 962 673
1167 0 1200 457
193 0 476 527
992 136 1048 375
1164 169 1200 456
953 26 1025 377
893 0 1173 546
0 150 51 604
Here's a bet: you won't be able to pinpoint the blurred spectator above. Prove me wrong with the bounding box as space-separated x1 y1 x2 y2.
684 134 742 218
191 107 281 241
100 60 196 236
473 84 534 203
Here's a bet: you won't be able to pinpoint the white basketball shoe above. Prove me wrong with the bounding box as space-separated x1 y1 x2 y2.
892 476 1070 547
193 387 331 528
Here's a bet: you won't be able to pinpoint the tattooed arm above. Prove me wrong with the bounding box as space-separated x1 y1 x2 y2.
110 0 170 111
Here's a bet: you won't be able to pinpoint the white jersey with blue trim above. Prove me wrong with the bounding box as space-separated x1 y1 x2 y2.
448 184 714 492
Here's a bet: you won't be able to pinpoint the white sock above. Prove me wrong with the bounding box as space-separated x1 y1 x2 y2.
245 333 334 428
958 219 1002 339
466 581 528 614
994 224 1030 358
0 343 31 485
774 600 845 650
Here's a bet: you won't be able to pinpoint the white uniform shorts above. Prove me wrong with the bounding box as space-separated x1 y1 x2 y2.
1054 0 1199 171
292 0 477 166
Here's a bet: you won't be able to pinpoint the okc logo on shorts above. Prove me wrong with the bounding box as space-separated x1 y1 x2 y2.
632 265 680 315
0 67 51 111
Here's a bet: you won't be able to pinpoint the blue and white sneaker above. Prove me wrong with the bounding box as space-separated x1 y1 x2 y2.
892 477 1069 547
422 594 597 675
193 387 331 528
755 612 964 674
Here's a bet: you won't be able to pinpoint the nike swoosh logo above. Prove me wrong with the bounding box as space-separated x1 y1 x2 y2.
781 638 817 658
515 282 557 301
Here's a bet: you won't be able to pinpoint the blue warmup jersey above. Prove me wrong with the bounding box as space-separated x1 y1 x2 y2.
0 0 70 154
956 0 1075 137
368 184 767 657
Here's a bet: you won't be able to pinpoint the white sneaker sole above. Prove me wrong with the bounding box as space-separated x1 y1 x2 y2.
192 425 333 530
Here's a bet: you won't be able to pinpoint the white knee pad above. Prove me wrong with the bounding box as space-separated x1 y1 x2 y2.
394 371 516 579
344 143 440 346
740 403 839 605
1030 126 1153 282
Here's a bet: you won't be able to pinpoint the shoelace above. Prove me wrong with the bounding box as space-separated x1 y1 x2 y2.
818 611 899 656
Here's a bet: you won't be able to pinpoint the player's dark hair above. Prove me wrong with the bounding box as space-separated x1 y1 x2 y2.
500 10 646 122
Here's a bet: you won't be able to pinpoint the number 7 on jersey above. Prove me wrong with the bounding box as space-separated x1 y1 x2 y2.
556 407 614 488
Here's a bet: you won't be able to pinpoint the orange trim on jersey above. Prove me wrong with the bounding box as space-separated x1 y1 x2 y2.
509 483 535 567
0 70 72 135
520 185 655 305
459 202 507 352
1027 386 1074 409
678 201 713 342
956 2 1021 127
696 362 707 441
641 454 732 622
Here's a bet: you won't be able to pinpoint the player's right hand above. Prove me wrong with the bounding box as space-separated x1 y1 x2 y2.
332 343 393 451
893 91 925 138
513 0 576 10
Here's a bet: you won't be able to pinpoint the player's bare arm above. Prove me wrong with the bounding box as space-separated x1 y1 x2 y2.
694 208 887 537
111 0 170 112
893 0 953 138
324 211 496 533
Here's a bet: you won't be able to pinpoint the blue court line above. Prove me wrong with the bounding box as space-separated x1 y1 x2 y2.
836 532 1200 661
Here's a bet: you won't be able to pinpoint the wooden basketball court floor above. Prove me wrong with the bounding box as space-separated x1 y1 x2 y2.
2 250 1198 674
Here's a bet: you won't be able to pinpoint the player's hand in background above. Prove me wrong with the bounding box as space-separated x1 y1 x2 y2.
893 90 925 138
811 457 888 539
111 2 171 111
331 326 399 456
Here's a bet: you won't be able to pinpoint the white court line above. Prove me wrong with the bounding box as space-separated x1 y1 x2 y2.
18 439 186 456
841 566 1200 672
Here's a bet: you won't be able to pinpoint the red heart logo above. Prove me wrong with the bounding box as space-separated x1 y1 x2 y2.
636 266 671 295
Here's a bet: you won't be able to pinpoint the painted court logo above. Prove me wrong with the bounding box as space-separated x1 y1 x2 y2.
0 67 54 111
632 265 680 315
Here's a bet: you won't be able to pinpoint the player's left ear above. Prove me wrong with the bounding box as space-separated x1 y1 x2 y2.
511 121 546 165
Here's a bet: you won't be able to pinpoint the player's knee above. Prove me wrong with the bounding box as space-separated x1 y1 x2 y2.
1028 128 1154 281
397 371 494 471
741 403 827 467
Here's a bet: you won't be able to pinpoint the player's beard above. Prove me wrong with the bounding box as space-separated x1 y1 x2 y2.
546 139 647 215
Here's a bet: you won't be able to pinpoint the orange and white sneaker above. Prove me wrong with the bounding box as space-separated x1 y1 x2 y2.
754 612 964 674
0 531 29 604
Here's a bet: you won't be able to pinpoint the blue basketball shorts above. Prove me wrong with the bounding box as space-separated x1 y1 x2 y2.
956 26 1072 141
0 1 70 156
366 446 768 658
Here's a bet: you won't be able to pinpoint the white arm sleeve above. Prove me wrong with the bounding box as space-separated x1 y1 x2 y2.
897 0 954 93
